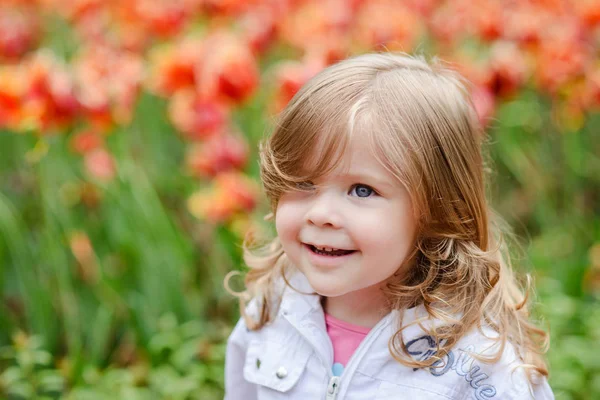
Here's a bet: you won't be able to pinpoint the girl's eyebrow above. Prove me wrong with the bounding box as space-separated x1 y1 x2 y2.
336 171 395 190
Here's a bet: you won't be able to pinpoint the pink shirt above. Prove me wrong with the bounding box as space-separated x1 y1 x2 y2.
325 313 371 375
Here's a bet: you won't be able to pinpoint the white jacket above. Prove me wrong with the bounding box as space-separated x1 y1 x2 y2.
225 272 554 400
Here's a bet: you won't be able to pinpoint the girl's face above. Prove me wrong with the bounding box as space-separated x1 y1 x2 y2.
275 133 418 300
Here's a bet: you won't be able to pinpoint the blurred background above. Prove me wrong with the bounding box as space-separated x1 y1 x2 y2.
0 0 598 399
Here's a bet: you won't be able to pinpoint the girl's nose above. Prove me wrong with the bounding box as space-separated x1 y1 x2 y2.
305 191 343 228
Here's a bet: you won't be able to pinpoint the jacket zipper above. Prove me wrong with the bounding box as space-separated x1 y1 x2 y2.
333 315 392 399
326 376 341 400
283 310 393 400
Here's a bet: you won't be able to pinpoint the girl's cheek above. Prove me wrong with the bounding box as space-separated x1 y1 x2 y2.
275 199 302 236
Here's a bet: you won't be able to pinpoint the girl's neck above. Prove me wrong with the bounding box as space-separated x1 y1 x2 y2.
321 284 391 328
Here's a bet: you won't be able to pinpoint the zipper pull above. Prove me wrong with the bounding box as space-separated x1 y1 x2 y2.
326 376 341 400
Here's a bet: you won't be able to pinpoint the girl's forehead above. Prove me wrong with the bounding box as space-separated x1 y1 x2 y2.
301 132 388 178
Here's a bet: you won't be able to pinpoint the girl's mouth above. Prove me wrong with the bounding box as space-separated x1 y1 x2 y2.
306 244 356 257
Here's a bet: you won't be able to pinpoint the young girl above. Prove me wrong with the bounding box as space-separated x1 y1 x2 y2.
224 53 554 400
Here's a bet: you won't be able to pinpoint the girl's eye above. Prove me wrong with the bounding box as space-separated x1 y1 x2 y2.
349 184 376 198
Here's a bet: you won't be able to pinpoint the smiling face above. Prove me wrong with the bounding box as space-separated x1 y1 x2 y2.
275 132 418 301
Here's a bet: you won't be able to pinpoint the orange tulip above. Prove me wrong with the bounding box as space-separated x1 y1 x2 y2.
73 45 144 128
533 21 591 94
428 1 468 47
19 52 80 133
278 0 353 54
69 231 98 284
187 172 257 223
352 0 423 52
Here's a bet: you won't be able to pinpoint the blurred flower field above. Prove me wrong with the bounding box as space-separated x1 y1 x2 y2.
0 0 599 399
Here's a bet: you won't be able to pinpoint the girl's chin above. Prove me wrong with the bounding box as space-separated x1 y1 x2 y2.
302 275 350 298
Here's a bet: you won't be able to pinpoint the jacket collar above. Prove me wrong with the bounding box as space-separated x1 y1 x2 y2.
278 270 434 338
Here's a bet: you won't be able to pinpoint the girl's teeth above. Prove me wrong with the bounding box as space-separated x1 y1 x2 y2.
317 246 336 252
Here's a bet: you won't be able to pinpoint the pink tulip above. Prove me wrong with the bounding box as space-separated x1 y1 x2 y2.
84 148 116 182
0 4 40 61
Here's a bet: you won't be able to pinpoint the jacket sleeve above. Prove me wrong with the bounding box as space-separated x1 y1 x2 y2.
500 366 555 400
531 378 555 400
224 317 258 400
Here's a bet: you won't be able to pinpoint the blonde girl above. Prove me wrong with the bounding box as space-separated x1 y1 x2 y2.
224 52 553 400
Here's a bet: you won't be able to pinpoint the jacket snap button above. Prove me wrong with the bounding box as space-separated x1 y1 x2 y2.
275 367 288 379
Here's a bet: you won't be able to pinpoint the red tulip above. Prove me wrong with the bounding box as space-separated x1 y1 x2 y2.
129 0 189 38
69 129 104 155
200 0 258 17
485 41 529 99
469 1 503 42
168 89 229 140
148 38 203 97
186 131 248 178
270 57 325 113
239 8 277 55
0 67 24 130
575 0 600 29
503 4 551 46
198 31 260 104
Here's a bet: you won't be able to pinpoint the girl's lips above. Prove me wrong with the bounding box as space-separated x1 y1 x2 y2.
303 243 358 267
303 242 356 252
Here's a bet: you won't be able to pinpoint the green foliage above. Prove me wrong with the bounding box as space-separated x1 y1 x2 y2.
489 94 600 400
0 333 64 399
0 316 227 399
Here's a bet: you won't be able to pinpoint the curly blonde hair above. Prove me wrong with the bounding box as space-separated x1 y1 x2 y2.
228 52 549 380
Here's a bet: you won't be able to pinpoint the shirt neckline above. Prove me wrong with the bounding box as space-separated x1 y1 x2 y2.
324 313 372 335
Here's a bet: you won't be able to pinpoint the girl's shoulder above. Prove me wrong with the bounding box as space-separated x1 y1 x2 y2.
227 273 315 343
